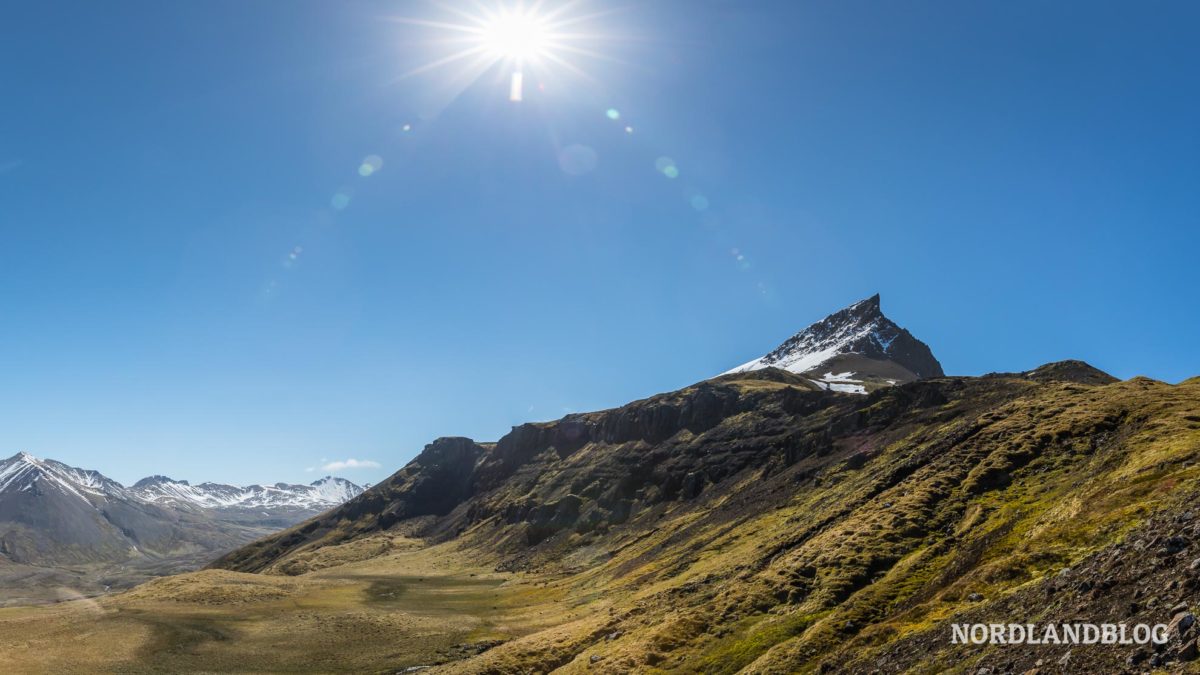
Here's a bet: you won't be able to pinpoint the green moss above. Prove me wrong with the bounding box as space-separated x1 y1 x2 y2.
689 610 830 674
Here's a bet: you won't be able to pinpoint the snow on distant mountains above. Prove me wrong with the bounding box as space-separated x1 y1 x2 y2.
0 452 363 513
0 451 364 567
131 475 364 511
724 294 944 393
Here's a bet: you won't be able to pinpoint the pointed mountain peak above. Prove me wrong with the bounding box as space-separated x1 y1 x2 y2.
849 293 881 314
723 294 943 391
2 451 45 470
820 294 884 326
0 452 126 505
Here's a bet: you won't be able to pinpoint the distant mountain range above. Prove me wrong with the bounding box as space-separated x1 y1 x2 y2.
0 451 362 572
724 293 943 393
131 473 363 513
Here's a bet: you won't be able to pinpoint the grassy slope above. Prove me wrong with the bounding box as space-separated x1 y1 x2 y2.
443 374 1200 673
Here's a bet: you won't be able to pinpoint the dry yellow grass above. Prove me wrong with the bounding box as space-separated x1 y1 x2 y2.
0 541 574 674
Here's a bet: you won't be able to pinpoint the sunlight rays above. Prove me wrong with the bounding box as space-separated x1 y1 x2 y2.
387 0 615 104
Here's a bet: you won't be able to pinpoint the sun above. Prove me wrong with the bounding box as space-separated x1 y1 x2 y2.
480 9 552 63
389 1 616 104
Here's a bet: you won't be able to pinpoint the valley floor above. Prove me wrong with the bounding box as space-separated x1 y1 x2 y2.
0 540 574 673
0 552 225 608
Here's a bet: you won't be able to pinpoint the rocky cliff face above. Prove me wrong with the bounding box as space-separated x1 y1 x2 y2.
212 369 834 572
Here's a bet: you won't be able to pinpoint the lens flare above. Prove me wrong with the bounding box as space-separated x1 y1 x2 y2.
358 155 383 177
509 71 525 101
655 157 679 179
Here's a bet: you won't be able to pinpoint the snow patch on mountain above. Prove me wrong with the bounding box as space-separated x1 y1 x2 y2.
809 371 868 395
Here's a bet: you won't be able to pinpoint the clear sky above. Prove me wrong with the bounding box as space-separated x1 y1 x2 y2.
1 1 1197 487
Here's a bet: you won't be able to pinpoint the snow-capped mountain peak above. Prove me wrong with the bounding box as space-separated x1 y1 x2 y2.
308 476 363 504
724 294 943 393
0 452 128 504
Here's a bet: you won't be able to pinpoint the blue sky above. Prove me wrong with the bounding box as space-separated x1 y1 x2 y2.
1 1 1196 486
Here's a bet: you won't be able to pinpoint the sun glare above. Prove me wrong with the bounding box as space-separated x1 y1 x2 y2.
481 10 551 62
390 1 616 104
